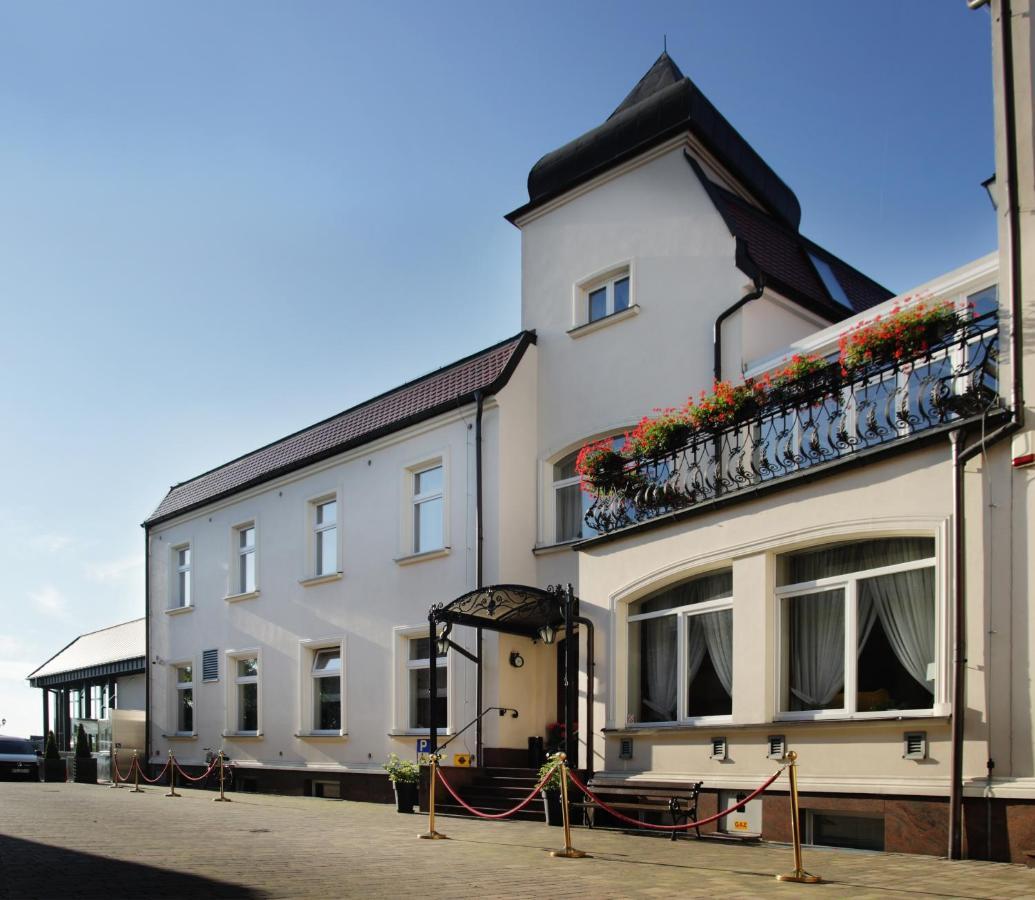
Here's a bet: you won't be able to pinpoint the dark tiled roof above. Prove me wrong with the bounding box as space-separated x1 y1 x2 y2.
507 53 802 230
145 332 535 526
690 157 892 318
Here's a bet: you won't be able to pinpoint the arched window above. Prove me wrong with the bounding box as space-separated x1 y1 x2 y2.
553 435 624 543
777 537 936 716
627 569 734 724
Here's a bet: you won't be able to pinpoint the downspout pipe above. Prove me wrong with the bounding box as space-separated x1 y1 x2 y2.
950 0 1026 859
474 390 484 768
714 264 765 384
573 614 595 778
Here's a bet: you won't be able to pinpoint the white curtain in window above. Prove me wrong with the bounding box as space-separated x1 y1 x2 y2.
686 617 707 685
701 609 733 697
861 569 936 693
642 616 677 720
790 590 845 708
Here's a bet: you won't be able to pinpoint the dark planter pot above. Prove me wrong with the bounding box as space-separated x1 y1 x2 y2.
541 789 562 827
72 757 97 784
394 781 418 813
41 758 66 783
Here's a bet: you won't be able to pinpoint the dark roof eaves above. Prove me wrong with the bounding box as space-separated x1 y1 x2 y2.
143 331 537 528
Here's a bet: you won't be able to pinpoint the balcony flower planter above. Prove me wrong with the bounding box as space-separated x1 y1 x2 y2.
625 412 694 460
839 300 961 374
761 355 839 408
575 441 630 493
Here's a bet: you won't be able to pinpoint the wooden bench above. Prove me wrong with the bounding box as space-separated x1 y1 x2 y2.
569 782 703 841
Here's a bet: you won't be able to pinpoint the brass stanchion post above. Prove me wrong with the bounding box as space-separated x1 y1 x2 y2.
549 754 588 859
110 743 121 788
130 750 144 793
418 754 449 840
165 750 180 798
776 751 820 884
213 751 231 802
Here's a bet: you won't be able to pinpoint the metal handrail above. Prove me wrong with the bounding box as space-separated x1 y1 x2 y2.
437 706 518 755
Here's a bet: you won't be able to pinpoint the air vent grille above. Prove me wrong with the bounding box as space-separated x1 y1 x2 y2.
619 738 633 760
767 735 786 760
903 731 927 760
202 649 219 682
710 736 728 760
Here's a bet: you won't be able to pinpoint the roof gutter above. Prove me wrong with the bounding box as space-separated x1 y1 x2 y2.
949 0 1025 859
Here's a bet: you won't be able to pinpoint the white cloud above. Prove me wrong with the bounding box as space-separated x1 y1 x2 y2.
29 585 67 618
85 554 142 583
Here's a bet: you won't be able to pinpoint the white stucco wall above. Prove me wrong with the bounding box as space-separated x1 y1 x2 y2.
116 674 145 711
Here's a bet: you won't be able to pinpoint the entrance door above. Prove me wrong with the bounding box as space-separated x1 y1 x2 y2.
555 637 578 757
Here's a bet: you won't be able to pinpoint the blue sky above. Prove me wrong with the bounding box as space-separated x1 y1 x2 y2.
0 2 996 736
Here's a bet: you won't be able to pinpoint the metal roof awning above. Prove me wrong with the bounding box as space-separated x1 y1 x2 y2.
429 584 567 639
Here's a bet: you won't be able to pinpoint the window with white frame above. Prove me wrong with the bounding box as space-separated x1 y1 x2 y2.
311 647 342 732
173 544 191 608
313 498 338 576
406 636 446 730
236 523 256 593
412 464 444 554
627 570 733 723
233 656 259 733
585 270 630 323
175 664 194 733
553 436 625 543
777 538 936 716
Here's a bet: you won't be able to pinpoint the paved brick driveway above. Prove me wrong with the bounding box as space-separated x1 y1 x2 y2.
1 783 1034 899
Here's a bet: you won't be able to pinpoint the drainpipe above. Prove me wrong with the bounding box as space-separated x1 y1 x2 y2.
474 390 484 768
950 0 1026 859
143 525 151 769
714 266 765 384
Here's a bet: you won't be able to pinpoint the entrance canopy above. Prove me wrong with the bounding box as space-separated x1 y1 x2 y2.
429 584 567 639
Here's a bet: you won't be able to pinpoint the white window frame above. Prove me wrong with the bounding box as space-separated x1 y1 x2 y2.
224 519 259 600
392 625 451 735
170 543 192 609
412 463 444 555
397 453 450 563
626 575 734 727
225 650 261 737
775 547 942 722
547 434 627 546
570 261 637 332
305 491 342 581
298 638 346 738
172 661 196 736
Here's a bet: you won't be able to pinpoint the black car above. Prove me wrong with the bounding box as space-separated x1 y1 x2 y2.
0 736 39 781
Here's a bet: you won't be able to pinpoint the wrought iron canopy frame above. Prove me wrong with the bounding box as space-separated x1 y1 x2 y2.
429 584 567 638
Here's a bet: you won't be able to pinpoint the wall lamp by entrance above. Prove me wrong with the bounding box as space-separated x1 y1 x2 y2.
509 651 525 668
537 624 556 645
436 623 452 656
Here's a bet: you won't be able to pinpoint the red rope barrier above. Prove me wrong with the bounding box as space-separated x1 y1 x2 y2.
112 754 132 783
173 758 220 783
566 767 785 832
132 756 171 784
436 762 562 820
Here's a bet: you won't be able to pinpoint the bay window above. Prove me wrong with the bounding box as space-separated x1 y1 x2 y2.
778 537 937 717
627 569 733 724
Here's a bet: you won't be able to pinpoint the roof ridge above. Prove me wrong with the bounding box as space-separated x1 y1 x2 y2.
162 330 533 494
608 51 686 121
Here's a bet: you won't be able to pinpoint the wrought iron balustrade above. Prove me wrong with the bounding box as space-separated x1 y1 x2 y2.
585 314 1001 535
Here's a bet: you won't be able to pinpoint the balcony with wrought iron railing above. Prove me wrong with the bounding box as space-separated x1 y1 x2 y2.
583 311 1002 537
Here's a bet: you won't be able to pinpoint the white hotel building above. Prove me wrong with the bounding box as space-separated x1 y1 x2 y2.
147 6 1035 862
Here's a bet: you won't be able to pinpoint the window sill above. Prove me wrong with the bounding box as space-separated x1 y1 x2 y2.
775 709 941 724
224 589 260 603
394 547 450 566
567 304 640 339
532 539 581 556
299 572 344 587
604 714 949 737
296 731 348 741
388 730 455 738
164 605 194 616
222 731 264 740
162 732 198 741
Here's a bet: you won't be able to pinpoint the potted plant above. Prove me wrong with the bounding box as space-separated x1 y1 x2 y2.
575 439 629 494
624 409 694 459
383 753 419 813
40 730 66 783
687 379 763 433
71 724 97 784
538 753 564 827
839 299 960 374
762 354 836 406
